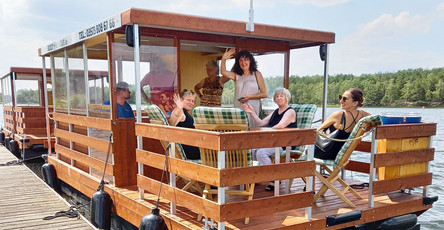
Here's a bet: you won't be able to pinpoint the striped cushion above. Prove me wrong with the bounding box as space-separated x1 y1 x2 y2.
144 104 169 125
297 114 382 167
144 104 189 161
333 114 382 166
291 104 317 154
193 106 248 125
192 106 252 166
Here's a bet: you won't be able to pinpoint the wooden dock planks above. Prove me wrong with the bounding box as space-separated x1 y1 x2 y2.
0 146 94 230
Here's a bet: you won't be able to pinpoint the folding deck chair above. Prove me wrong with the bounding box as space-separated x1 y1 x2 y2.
311 114 382 208
144 104 203 195
192 106 253 224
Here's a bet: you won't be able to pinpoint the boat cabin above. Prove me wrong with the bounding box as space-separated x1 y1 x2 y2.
38 8 436 230
0 67 53 159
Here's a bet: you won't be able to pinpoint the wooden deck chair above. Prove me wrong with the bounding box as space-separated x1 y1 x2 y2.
307 115 382 208
192 106 253 224
144 104 203 195
270 104 318 163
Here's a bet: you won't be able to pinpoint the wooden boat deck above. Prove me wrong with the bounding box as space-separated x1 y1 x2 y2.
0 146 94 230
111 176 429 230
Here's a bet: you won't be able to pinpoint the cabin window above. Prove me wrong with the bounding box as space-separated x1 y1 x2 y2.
112 34 177 116
67 46 87 115
15 79 39 106
51 50 67 113
1 77 12 106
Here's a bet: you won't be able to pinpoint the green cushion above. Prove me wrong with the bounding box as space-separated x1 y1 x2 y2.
192 106 248 125
295 114 382 167
192 106 252 166
144 104 189 161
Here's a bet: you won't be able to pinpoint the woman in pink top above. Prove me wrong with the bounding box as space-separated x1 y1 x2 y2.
221 48 267 127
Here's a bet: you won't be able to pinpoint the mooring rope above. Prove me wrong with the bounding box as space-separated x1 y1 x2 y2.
43 133 112 221
0 159 23 166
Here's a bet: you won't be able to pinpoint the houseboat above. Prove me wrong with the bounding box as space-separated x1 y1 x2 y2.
38 8 437 229
0 67 109 160
1 67 54 159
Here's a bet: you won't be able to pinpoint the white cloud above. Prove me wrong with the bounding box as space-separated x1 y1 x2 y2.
0 0 28 22
283 0 351 7
165 0 246 14
327 11 436 75
437 2 444 19
356 11 431 42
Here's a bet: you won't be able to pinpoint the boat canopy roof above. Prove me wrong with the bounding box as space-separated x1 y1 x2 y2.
39 8 335 56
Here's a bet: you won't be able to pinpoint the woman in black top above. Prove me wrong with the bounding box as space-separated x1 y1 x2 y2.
314 88 370 160
242 87 297 191
169 89 200 160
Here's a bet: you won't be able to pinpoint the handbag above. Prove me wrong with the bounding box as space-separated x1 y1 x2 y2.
315 112 345 153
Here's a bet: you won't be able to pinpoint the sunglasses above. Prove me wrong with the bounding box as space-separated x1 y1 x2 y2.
338 95 349 102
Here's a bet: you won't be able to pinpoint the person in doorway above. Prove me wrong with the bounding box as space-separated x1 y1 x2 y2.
140 56 176 116
221 48 267 127
169 89 200 160
194 60 227 106
103 81 134 118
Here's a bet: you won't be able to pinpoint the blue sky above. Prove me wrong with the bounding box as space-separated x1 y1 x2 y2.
0 0 443 77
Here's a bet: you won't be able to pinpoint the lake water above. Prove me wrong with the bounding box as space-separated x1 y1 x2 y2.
1 106 442 228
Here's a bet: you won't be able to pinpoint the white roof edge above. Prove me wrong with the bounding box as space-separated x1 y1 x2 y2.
40 13 122 55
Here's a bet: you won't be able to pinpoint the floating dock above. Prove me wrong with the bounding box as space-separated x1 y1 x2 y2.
0 146 94 230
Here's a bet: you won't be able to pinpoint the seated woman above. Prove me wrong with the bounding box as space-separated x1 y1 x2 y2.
242 87 297 191
314 88 370 160
169 89 200 160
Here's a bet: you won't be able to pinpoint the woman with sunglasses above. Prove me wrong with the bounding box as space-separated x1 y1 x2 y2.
314 88 370 160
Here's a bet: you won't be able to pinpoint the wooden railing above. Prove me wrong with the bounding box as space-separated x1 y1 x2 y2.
2 106 55 147
342 123 436 208
2 106 14 133
51 113 137 187
135 122 316 227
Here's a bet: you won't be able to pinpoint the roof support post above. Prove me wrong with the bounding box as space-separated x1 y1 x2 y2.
321 44 329 122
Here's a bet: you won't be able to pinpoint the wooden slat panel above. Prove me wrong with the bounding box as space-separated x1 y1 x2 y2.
49 156 193 230
375 123 436 139
220 161 315 187
373 173 432 194
374 148 434 168
53 113 112 131
112 118 137 187
137 175 221 221
136 123 220 150
219 128 315 150
345 160 370 174
4 114 14 120
55 144 114 176
137 149 315 186
355 141 371 152
48 156 105 197
16 127 47 135
136 149 219 185
54 128 112 152
221 192 313 220
136 123 316 151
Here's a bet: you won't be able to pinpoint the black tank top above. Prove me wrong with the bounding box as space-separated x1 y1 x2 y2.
267 107 298 128
176 109 200 160
315 112 351 160
267 107 298 150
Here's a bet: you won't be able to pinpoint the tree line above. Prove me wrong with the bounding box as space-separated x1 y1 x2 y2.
222 67 444 107
9 67 444 107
